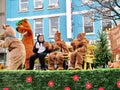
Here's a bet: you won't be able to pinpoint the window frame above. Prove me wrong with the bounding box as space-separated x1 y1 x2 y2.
49 17 60 38
101 11 112 31
34 0 43 10
19 0 29 12
83 12 94 34
48 0 59 9
34 18 44 38
82 0 94 5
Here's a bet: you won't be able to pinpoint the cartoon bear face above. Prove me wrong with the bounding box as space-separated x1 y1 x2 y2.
16 19 32 35
0 25 16 37
77 33 85 41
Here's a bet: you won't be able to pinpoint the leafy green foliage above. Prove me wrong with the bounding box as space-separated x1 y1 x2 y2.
94 31 113 68
0 69 120 90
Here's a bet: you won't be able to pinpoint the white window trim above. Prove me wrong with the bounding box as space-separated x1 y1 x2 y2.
100 10 112 30
18 33 23 40
34 18 44 39
34 0 43 10
33 20 36 39
100 0 111 3
49 17 60 38
81 0 94 5
101 19 112 31
48 0 59 9
82 12 95 35
19 0 28 12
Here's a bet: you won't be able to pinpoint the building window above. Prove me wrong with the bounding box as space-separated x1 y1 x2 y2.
83 13 94 34
99 0 110 3
49 17 59 37
34 19 44 37
102 11 112 31
82 0 93 4
19 0 28 12
34 0 43 10
49 0 59 8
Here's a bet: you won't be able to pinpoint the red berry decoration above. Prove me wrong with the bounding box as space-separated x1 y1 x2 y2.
98 87 104 90
73 75 79 81
86 82 92 89
117 80 120 88
3 88 9 90
26 76 32 83
64 86 71 90
48 80 54 87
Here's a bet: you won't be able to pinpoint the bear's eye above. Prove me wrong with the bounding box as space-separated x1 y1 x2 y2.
6 25 10 27
23 20 27 23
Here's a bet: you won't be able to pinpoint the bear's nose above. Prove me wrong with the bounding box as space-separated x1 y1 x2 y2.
16 27 18 31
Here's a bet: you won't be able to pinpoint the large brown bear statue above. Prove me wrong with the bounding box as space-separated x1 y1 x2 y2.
69 33 89 70
16 19 34 69
48 31 69 70
0 25 26 70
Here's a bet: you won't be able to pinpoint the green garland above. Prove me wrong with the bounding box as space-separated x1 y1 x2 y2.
0 69 120 90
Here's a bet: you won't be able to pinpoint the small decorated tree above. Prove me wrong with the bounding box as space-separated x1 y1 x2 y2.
94 31 113 68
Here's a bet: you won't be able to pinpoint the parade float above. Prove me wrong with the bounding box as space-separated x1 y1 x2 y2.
1 24 120 90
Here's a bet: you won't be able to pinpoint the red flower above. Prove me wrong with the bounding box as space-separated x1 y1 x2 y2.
86 82 92 89
117 80 120 88
98 87 104 90
48 80 54 87
73 75 79 81
3 88 9 90
26 76 32 83
64 86 71 90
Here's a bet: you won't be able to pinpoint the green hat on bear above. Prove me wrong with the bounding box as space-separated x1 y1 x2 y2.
16 20 23 26
16 18 28 26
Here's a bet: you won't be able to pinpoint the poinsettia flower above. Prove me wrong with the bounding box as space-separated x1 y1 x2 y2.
26 76 32 83
48 80 54 87
86 82 92 89
117 80 120 88
98 87 104 90
73 75 79 81
64 86 71 90
3 88 9 90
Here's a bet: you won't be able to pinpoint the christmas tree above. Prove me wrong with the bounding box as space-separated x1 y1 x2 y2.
94 31 113 68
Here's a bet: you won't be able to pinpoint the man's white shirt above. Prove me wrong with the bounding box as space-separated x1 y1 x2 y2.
36 42 45 53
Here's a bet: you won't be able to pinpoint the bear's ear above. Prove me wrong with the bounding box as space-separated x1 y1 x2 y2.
2 24 7 30
23 19 28 23
2 25 10 30
82 33 86 36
